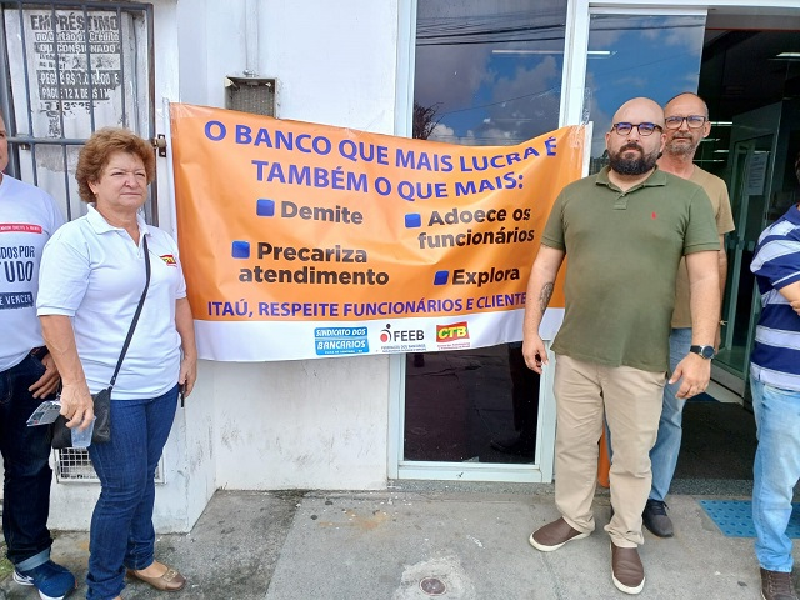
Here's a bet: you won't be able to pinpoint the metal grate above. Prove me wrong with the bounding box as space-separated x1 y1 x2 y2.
225 76 276 116
0 0 157 223
55 448 165 484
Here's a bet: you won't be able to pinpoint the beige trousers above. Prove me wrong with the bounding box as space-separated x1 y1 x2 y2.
553 354 666 547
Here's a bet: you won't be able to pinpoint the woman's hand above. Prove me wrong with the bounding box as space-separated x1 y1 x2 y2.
175 298 197 398
178 354 197 398
60 381 94 430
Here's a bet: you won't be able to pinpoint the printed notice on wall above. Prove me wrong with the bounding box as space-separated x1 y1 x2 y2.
28 11 122 111
745 152 769 197
4 8 140 140
3 8 148 221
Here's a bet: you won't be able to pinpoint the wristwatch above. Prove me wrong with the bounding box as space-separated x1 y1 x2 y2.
690 345 716 360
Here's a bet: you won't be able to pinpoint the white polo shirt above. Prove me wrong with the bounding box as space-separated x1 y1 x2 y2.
0 174 65 371
37 205 186 400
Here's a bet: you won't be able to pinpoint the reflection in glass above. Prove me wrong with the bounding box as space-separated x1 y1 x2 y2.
583 14 706 173
406 0 567 465
414 0 568 146
404 346 540 464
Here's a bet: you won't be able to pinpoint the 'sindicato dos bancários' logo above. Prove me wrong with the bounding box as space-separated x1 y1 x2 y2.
436 321 470 344
314 326 370 356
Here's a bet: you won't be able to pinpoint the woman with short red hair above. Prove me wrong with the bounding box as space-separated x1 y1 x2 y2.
37 128 196 600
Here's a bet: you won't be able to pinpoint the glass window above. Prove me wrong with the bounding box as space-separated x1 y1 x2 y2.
583 14 707 173
414 0 569 145
405 1 567 466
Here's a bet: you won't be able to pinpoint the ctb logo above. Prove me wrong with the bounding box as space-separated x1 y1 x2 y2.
436 321 470 343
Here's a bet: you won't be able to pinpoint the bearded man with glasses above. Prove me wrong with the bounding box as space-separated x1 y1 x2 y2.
639 92 735 539
522 97 721 595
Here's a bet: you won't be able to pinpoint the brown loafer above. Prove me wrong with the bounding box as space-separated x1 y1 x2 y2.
127 566 186 591
610 543 645 595
529 517 590 552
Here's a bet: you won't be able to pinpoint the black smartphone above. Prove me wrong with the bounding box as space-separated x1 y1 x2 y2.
179 384 186 407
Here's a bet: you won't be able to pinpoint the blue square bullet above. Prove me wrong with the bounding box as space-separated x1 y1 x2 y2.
434 270 449 285
405 213 422 228
231 240 250 259
256 199 275 217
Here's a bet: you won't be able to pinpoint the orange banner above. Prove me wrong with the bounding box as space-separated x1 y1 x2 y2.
170 103 583 360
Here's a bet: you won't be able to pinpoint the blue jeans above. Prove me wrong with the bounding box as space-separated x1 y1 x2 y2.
648 327 692 502
751 376 800 572
86 385 179 600
0 355 55 570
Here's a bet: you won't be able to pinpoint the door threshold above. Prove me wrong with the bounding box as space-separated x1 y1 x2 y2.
707 380 744 404
711 364 746 396
398 460 547 483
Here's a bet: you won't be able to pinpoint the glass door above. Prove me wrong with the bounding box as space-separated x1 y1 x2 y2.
716 136 774 380
396 0 570 483
579 9 707 172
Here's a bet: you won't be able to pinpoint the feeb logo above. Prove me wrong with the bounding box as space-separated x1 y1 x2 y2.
380 323 424 343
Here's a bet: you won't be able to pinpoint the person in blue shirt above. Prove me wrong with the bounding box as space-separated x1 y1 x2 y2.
749 149 800 600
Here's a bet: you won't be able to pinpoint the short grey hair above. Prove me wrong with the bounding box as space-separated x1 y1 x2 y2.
665 92 709 118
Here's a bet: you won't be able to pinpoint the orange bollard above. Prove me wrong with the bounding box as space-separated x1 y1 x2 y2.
597 425 611 488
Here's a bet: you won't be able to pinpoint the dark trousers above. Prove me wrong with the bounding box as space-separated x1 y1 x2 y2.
0 355 54 568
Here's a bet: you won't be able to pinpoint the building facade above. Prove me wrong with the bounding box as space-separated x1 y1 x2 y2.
1 0 798 531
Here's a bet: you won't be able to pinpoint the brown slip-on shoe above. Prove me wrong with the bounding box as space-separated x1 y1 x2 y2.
529 517 590 552
760 568 798 600
127 566 186 591
610 543 645 595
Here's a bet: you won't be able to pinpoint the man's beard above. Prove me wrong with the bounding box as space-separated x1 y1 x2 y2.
609 143 659 176
665 134 698 156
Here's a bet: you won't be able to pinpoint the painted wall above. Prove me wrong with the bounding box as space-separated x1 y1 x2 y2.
47 0 399 532
175 0 398 495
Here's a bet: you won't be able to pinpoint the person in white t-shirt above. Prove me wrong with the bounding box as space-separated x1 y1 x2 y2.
37 128 197 600
0 114 77 599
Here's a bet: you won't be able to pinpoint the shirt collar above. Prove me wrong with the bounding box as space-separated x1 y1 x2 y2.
785 203 800 225
595 165 667 190
86 204 149 241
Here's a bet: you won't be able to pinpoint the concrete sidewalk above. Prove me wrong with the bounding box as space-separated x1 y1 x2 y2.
1 486 796 599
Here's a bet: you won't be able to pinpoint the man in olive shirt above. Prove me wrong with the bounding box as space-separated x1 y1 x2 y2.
643 92 735 538
522 97 720 595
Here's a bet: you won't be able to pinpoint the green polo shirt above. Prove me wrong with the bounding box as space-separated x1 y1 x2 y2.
542 166 720 372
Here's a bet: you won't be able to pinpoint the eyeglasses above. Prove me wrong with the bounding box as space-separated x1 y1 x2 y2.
610 122 662 136
664 115 707 129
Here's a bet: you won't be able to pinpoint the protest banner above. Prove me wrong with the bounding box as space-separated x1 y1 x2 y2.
170 103 585 361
